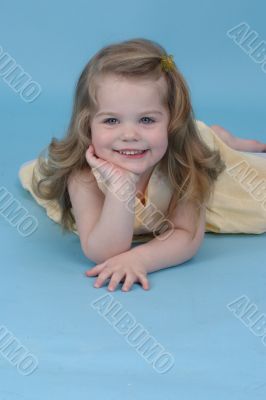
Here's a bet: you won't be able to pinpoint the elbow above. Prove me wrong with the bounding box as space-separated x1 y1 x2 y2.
179 226 205 262
80 241 98 263
190 243 201 261
81 228 133 262
83 249 106 264
181 239 202 265
81 235 107 264
190 230 205 259
86 255 106 264
82 242 131 264
82 245 105 264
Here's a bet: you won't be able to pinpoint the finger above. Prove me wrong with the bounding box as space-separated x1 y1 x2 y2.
121 274 136 292
86 145 93 157
86 146 98 163
94 269 112 288
85 148 95 166
138 273 150 290
85 263 106 276
108 272 125 292
86 150 96 164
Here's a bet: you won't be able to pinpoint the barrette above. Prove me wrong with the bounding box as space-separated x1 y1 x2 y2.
160 54 175 72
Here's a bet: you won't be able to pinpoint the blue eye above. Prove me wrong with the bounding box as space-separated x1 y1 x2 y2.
103 118 118 124
141 117 155 124
103 117 155 124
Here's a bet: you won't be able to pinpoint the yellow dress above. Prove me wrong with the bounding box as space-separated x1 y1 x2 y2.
18 120 266 244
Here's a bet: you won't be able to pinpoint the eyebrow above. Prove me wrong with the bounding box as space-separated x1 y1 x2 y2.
95 110 163 117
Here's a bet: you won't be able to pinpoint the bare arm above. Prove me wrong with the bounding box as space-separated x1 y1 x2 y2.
87 186 137 263
83 144 143 263
128 226 204 273
68 169 137 263
127 200 206 273
85 200 206 291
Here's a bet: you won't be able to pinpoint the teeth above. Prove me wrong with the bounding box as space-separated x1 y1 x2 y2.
118 150 145 155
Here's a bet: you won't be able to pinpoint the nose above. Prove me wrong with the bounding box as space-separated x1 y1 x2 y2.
120 122 139 141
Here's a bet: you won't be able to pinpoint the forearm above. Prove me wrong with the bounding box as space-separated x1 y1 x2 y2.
87 188 136 263
129 228 203 273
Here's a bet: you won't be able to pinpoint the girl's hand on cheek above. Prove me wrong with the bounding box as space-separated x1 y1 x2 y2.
85 251 150 292
85 144 141 192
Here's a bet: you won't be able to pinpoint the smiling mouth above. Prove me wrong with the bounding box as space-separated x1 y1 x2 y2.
113 149 149 158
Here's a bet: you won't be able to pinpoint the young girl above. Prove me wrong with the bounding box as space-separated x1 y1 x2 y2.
18 38 266 292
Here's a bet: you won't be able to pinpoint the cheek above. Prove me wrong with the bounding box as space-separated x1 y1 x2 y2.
153 136 168 151
93 139 114 159
90 128 98 146
153 139 168 159
91 129 109 149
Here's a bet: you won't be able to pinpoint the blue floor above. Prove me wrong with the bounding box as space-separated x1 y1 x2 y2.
1 0 266 398
0 104 265 399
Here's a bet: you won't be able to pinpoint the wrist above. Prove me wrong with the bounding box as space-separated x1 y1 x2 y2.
129 244 152 273
108 177 138 199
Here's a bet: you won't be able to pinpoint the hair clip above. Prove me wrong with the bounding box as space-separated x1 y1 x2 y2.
160 54 175 72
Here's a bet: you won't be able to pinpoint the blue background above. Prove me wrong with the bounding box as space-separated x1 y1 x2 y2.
1 1 266 399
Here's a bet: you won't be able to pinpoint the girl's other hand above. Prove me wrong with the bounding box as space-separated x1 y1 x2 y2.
85 250 150 292
85 144 141 191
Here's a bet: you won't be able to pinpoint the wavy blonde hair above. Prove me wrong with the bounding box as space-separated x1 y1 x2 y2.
32 37 226 239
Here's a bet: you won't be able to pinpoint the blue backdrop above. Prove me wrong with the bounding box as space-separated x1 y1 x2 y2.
1 1 266 399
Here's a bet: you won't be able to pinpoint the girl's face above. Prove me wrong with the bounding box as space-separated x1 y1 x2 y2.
90 74 170 182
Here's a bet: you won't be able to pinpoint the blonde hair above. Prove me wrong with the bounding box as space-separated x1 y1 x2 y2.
32 37 226 239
